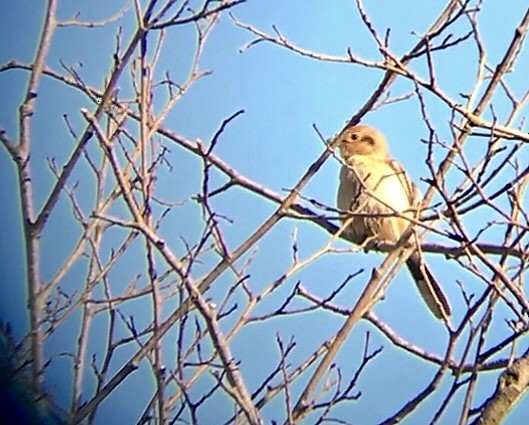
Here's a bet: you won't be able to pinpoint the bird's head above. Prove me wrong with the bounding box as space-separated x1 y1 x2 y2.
335 125 389 161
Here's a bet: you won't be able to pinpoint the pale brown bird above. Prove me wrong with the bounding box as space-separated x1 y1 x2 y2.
335 124 451 319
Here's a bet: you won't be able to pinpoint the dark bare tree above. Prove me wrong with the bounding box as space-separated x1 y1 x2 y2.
1 1 528 424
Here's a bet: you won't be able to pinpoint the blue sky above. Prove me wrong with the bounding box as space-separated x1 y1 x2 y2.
1 1 528 424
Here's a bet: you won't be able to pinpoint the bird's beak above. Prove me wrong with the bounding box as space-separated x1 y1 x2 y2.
328 134 340 150
331 140 341 151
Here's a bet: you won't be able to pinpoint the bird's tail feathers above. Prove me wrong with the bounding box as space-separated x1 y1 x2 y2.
406 254 451 320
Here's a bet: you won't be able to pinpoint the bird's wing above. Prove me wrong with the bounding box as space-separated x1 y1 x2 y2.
386 159 421 208
337 165 358 212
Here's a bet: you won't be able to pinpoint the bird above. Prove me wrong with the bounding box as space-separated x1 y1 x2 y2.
335 124 451 320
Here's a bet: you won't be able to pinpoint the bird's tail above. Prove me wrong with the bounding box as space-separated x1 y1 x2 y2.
406 253 451 320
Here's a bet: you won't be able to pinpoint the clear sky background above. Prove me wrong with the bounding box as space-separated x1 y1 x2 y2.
0 1 528 424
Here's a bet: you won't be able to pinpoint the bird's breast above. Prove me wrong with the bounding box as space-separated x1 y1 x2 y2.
342 159 411 213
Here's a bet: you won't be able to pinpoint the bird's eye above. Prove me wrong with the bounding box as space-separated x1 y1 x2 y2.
350 133 359 141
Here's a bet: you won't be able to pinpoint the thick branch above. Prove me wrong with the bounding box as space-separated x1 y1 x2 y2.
473 348 529 425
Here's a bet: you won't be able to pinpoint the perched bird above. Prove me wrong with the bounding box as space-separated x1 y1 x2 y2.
335 124 451 319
